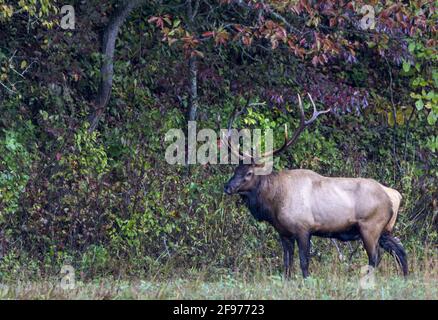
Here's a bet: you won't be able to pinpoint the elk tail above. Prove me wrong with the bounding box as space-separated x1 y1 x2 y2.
378 232 408 277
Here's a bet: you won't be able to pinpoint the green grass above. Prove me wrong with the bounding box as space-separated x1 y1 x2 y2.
1 250 436 299
0 255 438 299
0 273 436 300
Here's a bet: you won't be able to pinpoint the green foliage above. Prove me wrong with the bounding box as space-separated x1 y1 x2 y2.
404 39 438 125
0 0 436 282
63 124 109 178
0 0 57 24
80 245 110 276
0 124 35 219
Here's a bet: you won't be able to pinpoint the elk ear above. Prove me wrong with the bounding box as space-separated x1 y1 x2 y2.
252 159 273 175
250 158 265 167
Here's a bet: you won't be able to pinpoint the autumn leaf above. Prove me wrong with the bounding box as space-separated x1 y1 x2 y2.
202 31 215 38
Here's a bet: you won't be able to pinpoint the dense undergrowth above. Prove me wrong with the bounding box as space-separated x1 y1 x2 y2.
1 246 436 299
0 1 437 284
0 104 436 281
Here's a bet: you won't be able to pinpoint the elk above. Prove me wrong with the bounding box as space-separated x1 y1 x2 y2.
223 94 408 278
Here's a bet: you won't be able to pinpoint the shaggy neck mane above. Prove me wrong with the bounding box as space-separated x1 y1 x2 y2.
240 174 276 224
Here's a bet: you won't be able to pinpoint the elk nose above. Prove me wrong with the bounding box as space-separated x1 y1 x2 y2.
224 184 232 195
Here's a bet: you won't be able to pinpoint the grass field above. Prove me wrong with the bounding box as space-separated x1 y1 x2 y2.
1 249 436 300
0 274 436 300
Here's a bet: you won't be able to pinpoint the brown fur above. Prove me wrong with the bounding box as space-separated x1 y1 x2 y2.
225 165 408 277
380 185 402 232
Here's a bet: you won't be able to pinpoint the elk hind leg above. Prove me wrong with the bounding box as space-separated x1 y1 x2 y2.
359 228 380 268
280 236 295 279
297 233 311 278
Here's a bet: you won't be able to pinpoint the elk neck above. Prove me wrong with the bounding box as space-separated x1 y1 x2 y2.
239 172 278 224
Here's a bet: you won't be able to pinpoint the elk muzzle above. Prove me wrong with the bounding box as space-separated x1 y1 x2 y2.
224 178 242 195
223 182 234 195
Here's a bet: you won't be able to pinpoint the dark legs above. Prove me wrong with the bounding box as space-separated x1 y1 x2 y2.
297 233 311 278
280 236 295 279
359 227 380 269
375 246 384 267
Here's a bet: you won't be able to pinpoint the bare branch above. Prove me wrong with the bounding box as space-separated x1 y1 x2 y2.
0 80 16 94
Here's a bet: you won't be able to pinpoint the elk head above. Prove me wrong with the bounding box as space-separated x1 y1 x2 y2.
223 93 330 195
224 162 261 195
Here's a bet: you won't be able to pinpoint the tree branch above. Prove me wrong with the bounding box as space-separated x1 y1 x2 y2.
235 0 300 34
89 0 144 132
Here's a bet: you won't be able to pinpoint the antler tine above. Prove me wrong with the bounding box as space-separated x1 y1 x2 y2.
222 99 254 161
305 93 331 125
259 93 329 158
297 94 305 125
221 132 245 161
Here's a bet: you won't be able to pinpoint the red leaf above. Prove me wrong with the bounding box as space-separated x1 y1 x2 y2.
202 31 215 38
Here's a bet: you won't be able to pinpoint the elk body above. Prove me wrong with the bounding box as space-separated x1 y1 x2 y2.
223 95 408 278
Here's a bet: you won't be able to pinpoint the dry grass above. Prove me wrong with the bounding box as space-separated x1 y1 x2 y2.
1 247 436 300
0 273 436 300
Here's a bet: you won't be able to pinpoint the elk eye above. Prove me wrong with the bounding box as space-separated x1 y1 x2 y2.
246 172 253 177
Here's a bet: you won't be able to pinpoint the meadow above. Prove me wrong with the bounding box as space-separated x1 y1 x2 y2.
0 1 436 301
1 246 436 300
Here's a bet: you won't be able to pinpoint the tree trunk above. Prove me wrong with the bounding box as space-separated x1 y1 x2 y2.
186 0 200 122
188 55 199 121
89 0 143 132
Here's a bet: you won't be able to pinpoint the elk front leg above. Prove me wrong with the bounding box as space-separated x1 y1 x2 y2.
297 233 311 278
280 236 295 279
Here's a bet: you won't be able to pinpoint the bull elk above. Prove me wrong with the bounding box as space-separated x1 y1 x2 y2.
223 94 408 278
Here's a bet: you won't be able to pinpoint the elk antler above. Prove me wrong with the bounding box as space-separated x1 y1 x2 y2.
223 93 330 161
221 99 253 161
259 93 330 158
